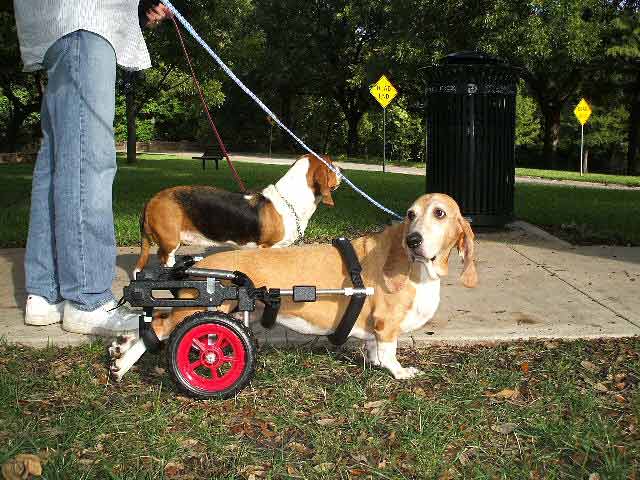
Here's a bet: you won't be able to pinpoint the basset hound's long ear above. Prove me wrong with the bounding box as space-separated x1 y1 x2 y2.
317 158 335 207
383 223 411 293
457 216 478 288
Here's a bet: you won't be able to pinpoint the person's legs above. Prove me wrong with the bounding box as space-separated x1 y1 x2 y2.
24 30 136 335
23 68 65 325
45 30 117 310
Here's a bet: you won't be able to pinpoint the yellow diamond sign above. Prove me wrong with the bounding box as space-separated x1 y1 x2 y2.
370 75 398 108
574 98 592 125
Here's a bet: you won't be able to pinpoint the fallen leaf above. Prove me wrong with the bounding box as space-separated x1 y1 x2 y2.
412 387 427 397
316 418 337 426
458 447 478 465
614 373 626 383
1 454 42 480
351 453 368 464
438 468 457 480
613 394 626 404
239 464 268 478
288 442 312 455
286 465 300 476
350 468 367 476
179 438 199 448
164 462 184 477
153 366 166 376
141 401 154 412
544 341 559 349
364 400 386 409
491 423 517 435
313 462 334 473
521 362 529 374
588 474 601 480
140 456 162 466
487 388 519 400
593 382 608 393
581 360 599 373
258 421 276 438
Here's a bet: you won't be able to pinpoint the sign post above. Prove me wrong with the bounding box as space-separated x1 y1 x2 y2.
266 116 274 159
573 98 592 176
370 75 398 173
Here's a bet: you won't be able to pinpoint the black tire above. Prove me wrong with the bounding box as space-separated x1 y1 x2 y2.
167 311 256 399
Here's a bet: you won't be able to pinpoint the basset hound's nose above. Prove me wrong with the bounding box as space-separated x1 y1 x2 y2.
406 232 423 249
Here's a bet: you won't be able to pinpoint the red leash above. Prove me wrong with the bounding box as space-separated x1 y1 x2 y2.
171 16 247 193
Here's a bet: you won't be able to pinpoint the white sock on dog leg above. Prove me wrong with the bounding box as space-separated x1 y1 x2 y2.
112 338 147 381
376 341 423 380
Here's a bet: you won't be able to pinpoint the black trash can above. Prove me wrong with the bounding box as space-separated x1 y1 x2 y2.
425 51 517 226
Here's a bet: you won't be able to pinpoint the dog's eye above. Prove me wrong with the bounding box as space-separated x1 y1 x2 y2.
434 208 446 219
407 210 416 221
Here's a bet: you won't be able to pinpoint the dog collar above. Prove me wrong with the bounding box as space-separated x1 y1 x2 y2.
274 185 303 245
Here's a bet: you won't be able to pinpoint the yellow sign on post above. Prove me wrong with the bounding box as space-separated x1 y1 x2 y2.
370 75 398 173
370 75 398 108
574 98 592 125
574 98 592 176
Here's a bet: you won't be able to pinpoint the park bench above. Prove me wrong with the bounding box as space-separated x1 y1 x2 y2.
192 144 227 170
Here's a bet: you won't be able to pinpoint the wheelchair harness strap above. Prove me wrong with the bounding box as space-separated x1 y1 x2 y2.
259 237 368 346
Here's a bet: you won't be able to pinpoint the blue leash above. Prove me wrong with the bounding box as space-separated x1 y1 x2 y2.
159 0 403 221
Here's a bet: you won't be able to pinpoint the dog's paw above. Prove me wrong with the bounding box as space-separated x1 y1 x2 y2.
109 358 124 382
392 366 424 380
108 334 138 360
367 357 382 367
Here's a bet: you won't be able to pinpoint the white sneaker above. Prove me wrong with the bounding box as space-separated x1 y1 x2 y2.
25 295 64 326
62 300 139 337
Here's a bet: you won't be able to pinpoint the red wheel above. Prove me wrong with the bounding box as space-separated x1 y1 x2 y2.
167 312 256 399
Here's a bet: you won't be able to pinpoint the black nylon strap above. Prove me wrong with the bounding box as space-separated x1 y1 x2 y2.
327 237 367 346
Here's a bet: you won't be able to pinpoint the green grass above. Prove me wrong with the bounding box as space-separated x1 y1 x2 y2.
1 339 638 479
1 155 639 247
515 168 640 187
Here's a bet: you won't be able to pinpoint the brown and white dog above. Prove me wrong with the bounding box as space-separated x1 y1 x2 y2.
133 154 341 276
111 193 477 380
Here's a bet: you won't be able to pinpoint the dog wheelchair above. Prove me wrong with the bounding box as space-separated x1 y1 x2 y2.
121 238 373 399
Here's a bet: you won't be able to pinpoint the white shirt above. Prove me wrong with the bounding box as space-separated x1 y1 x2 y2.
13 0 151 72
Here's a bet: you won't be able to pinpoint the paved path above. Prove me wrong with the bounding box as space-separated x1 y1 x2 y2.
144 151 640 190
2 223 639 348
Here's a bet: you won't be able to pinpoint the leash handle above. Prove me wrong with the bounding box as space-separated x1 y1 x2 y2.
171 16 247 193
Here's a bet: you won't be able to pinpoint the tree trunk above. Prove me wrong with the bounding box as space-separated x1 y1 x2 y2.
125 71 137 165
345 111 361 157
5 113 20 153
322 121 333 154
627 74 640 175
4 105 30 153
541 103 561 170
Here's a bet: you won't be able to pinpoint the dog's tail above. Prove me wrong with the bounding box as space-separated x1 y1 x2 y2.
133 202 152 277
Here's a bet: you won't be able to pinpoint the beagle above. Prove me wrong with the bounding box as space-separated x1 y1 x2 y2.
133 154 340 275
111 193 477 380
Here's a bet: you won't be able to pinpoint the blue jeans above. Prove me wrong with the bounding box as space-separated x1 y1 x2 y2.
25 30 117 311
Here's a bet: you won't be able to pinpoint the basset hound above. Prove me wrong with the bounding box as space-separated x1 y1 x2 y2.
134 154 341 276
111 193 477 380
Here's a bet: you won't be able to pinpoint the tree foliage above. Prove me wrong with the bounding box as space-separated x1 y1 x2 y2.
0 0 638 174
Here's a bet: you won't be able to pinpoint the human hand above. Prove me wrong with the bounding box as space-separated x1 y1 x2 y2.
145 3 172 28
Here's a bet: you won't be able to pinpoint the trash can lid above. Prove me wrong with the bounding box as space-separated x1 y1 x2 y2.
442 51 506 65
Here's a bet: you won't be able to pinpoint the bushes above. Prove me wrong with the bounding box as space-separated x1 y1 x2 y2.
360 99 425 163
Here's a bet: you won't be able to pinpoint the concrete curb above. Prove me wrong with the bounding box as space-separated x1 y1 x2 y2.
508 220 572 248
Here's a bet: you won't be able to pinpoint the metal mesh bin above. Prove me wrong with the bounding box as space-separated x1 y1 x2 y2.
425 51 517 226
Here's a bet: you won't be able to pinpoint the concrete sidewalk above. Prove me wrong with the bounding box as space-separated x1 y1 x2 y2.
1 223 639 348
